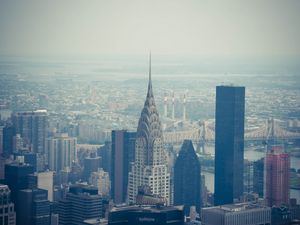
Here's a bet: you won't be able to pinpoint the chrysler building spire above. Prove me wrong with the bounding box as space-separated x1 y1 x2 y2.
128 55 170 204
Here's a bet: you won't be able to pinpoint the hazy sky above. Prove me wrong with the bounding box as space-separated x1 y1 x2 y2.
0 0 300 58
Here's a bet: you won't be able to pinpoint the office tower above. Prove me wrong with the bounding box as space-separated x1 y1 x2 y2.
265 146 290 207
4 162 34 204
98 141 111 174
46 133 77 172
174 140 201 215
201 202 271 225
108 205 184 225
89 168 111 197
253 158 264 198
3 124 15 155
58 184 102 225
244 160 254 194
83 153 101 181
214 85 245 205
12 110 47 154
111 130 136 204
128 56 170 204
0 184 16 225
17 188 50 225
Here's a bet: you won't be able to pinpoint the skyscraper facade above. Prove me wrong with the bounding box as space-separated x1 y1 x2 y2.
214 85 245 206
253 158 264 198
265 146 290 207
46 133 77 172
83 154 101 181
0 184 16 225
12 110 48 154
128 56 170 204
58 184 102 225
4 162 34 204
17 188 50 225
111 130 136 204
174 140 201 215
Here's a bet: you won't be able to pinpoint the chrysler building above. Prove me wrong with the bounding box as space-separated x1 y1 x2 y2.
128 55 170 204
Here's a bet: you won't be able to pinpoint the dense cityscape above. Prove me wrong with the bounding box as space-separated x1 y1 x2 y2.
0 55 299 225
1 1 300 225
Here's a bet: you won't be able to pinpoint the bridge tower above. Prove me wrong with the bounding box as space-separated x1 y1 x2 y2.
172 92 175 120
183 93 186 121
164 93 168 117
197 121 206 154
266 117 277 150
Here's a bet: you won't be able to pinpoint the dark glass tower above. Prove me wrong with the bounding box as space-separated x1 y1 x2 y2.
17 188 50 225
174 140 201 215
214 85 245 206
111 130 136 204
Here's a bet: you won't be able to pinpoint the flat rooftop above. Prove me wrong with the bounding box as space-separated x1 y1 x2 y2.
202 202 270 214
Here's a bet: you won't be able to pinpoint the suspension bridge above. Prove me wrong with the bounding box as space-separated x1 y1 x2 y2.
163 118 300 145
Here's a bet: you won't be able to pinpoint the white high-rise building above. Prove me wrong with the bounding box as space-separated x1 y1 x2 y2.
89 168 110 197
46 133 77 172
128 55 170 204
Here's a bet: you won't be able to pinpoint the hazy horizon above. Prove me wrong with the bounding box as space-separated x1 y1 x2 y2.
1 0 300 59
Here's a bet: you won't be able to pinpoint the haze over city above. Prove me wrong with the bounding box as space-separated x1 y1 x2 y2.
0 1 300 225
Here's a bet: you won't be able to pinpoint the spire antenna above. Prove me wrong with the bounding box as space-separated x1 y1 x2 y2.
149 52 152 82
147 52 153 97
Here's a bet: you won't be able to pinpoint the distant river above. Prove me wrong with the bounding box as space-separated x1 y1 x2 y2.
202 147 300 203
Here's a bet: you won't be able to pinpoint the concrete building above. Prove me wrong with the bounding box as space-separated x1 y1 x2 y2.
0 184 16 225
46 133 77 172
214 85 245 205
89 168 111 197
265 146 290 207
111 130 136 203
201 202 271 225
37 171 54 201
128 56 170 204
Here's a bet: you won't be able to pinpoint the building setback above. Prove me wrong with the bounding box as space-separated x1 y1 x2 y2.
214 85 245 205
4 162 34 204
111 130 136 204
174 140 201 215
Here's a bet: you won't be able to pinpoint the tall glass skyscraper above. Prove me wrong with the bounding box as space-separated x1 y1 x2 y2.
214 85 245 206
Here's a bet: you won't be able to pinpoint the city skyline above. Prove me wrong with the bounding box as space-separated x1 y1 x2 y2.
1 1 300 224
